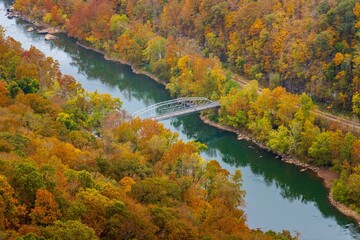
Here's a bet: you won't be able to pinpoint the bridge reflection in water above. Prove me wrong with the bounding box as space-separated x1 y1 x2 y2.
131 97 220 121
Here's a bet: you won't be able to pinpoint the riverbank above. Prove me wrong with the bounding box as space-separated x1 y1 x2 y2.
200 115 360 224
77 39 360 224
10 9 164 86
76 42 167 87
5 7 64 34
76 41 341 189
77 36 360 226
11 10 360 226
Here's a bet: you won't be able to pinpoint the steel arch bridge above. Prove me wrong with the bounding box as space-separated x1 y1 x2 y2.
131 97 220 121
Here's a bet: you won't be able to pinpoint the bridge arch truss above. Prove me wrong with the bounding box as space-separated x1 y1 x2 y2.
131 97 220 121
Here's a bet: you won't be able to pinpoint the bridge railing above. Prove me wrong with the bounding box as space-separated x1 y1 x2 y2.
131 97 219 120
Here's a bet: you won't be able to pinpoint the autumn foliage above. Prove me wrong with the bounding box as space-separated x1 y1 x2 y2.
0 27 297 239
10 0 360 223
12 0 360 111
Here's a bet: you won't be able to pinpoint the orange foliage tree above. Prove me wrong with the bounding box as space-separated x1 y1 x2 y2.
30 189 62 226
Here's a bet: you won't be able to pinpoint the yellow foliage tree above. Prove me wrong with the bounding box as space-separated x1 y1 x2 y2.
334 52 344 66
119 176 136 193
353 2 360 28
249 18 264 36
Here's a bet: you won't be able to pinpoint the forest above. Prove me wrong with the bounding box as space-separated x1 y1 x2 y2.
12 0 360 111
0 27 301 239
11 0 360 215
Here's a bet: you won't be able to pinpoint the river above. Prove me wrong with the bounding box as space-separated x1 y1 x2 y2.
0 1 359 239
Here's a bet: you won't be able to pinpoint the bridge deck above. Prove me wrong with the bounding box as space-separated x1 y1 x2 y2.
131 97 220 121
153 102 220 121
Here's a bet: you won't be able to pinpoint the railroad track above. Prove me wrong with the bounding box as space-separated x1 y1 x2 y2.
233 75 360 132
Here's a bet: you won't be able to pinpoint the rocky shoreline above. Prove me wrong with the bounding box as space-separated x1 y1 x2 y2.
200 115 360 224
5 7 62 40
8 9 360 226
75 42 167 86
73 40 360 227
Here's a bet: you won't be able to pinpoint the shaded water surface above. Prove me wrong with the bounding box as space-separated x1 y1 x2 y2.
1 1 359 239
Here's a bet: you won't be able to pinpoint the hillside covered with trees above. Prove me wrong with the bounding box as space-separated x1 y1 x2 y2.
13 0 360 112
0 26 301 239
9 0 360 219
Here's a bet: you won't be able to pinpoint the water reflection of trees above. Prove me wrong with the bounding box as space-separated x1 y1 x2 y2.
50 34 170 106
1 2 359 237
5 14 358 236
171 115 360 232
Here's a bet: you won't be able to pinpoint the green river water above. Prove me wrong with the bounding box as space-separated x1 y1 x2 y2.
0 1 359 239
